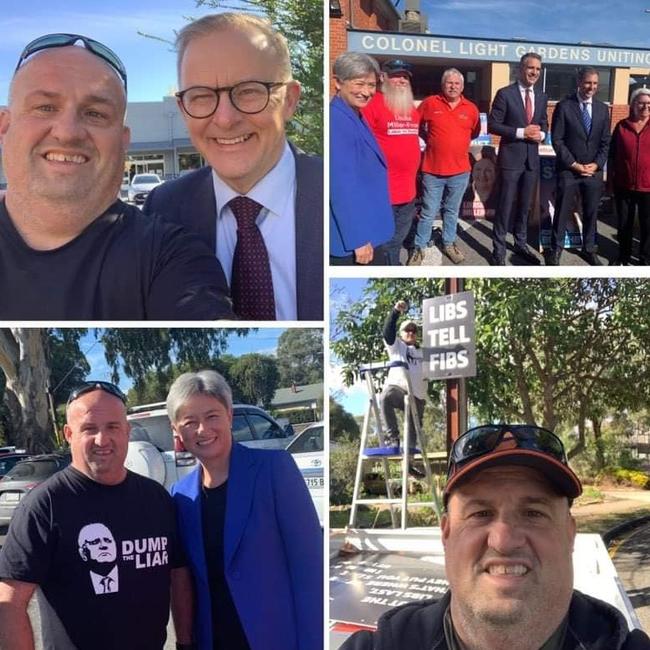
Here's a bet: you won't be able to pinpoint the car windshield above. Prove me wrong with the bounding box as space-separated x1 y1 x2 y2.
133 175 160 184
0 456 26 476
4 459 62 481
128 415 173 451
288 426 323 453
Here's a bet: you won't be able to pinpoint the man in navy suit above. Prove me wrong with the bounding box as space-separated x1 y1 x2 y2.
144 13 323 320
488 53 547 266
547 67 611 266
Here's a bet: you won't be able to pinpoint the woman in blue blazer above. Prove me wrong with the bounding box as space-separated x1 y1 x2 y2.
167 370 322 650
330 52 394 265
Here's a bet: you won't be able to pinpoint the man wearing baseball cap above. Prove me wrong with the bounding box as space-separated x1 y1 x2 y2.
362 60 421 265
343 424 650 649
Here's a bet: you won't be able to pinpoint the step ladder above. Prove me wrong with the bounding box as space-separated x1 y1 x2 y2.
349 360 436 530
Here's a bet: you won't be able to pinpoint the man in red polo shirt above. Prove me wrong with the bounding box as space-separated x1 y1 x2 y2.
363 60 422 265
408 68 480 265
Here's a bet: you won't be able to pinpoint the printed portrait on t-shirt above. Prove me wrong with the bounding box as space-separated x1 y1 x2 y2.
78 522 119 595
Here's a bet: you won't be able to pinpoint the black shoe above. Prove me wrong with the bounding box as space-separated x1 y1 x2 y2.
382 434 400 448
581 251 603 266
408 464 426 479
489 253 506 266
513 244 541 265
545 250 560 266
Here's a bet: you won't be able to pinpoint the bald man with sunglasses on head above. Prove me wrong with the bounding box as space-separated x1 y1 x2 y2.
0 33 233 320
343 424 650 650
0 381 192 650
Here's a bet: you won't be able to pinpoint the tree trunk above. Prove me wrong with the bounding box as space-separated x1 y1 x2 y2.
0 329 54 453
592 416 606 470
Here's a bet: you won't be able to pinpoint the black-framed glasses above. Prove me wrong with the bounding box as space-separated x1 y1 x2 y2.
448 424 567 478
176 81 288 118
67 381 127 407
15 33 127 92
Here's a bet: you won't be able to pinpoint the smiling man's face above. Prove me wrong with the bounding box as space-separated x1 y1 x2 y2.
0 46 129 211
178 26 300 195
442 465 575 638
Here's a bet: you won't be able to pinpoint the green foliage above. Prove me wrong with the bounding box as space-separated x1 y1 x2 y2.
276 329 323 386
47 329 90 407
611 468 650 489
330 436 359 505
194 0 323 154
229 353 280 408
329 397 360 442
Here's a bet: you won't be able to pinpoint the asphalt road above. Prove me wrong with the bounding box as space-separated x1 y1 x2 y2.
611 521 650 633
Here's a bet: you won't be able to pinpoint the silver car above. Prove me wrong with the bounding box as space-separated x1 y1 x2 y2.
127 173 163 205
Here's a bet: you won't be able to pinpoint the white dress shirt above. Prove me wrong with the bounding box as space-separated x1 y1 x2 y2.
516 83 546 141
89 565 119 594
213 141 297 320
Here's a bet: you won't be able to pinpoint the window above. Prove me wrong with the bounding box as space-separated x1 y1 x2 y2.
232 414 253 442
248 414 283 440
128 415 173 451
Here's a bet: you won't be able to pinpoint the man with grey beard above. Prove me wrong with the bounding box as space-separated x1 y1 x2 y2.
342 424 650 650
363 59 421 265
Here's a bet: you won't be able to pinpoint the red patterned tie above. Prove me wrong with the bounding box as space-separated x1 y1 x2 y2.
525 88 533 124
229 196 276 320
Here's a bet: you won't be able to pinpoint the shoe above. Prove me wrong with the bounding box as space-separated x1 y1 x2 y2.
513 244 541 265
443 243 465 264
544 250 560 266
408 464 426 479
489 253 505 266
382 434 400 448
407 248 424 266
580 251 603 266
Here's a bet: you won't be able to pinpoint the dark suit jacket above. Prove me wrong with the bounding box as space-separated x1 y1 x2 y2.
171 443 323 650
143 144 323 320
551 93 611 172
488 82 548 170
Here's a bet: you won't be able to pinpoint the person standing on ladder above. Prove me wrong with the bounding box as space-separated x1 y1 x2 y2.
380 300 428 475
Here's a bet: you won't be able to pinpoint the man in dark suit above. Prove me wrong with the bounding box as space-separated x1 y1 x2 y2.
488 52 547 266
144 13 323 320
547 67 611 266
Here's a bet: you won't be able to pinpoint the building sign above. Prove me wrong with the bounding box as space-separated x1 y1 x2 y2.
349 31 650 68
422 292 476 380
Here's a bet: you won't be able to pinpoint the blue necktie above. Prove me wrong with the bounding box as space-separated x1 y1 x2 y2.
581 102 592 135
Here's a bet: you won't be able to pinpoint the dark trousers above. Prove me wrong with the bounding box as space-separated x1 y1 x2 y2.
386 201 416 265
493 166 537 258
615 190 650 263
552 171 603 253
380 384 425 449
330 244 390 266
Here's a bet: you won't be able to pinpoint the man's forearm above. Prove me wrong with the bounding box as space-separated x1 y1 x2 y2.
0 604 35 650
171 567 195 645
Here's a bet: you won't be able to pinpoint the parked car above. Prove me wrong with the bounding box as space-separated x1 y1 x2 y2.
286 422 324 526
0 453 31 479
0 453 71 525
127 173 163 205
125 402 296 491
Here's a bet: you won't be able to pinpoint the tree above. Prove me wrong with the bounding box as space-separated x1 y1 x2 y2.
276 329 323 386
329 397 359 442
229 353 280 407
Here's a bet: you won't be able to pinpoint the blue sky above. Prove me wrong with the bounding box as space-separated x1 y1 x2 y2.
418 1 650 47
0 0 243 104
80 327 301 393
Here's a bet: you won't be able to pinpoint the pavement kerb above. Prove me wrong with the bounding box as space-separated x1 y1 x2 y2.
602 514 650 546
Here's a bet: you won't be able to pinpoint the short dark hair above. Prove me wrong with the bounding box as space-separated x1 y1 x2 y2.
577 66 599 82
520 52 542 66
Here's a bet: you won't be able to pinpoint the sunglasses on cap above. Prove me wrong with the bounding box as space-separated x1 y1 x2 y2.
67 381 127 407
382 59 412 75
15 33 128 92
447 424 567 478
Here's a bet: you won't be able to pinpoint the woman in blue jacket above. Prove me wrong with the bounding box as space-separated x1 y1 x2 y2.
330 52 394 265
167 370 322 650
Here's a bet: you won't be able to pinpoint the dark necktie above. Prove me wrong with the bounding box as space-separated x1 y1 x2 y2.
100 576 114 593
525 88 533 124
582 102 592 135
229 196 276 320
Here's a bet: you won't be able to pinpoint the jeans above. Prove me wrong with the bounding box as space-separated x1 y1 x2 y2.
415 172 470 249
380 385 425 449
386 201 416 265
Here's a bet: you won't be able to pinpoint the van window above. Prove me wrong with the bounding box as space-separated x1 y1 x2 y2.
128 415 173 451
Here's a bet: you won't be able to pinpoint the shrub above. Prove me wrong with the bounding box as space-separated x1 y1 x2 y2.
330 436 359 505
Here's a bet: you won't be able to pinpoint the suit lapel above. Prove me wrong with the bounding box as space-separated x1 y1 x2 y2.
510 83 528 125
223 443 260 567
183 469 210 587
334 97 386 168
189 168 219 253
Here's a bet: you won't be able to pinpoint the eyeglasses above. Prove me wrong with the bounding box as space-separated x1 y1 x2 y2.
67 381 127 407
447 424 567 479
176 81 288 118
15 33 127 92
637 104 650 111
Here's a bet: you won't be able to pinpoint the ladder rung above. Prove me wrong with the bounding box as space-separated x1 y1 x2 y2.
353 498 405 504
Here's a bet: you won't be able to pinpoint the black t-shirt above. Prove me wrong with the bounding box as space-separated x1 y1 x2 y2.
0 466 183 650
0 199 234 320
201 481 250 650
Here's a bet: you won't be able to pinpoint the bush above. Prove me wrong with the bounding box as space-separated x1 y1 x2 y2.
613 468 650 489
330 437 359 505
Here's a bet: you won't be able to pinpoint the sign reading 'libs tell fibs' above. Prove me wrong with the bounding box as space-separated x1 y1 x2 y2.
422 292 476 380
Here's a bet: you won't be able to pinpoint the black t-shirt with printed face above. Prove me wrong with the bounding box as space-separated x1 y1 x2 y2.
0 199 233 320
0 466 183 650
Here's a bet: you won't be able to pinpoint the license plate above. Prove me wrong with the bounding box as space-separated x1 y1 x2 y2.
0 492 20 504
305 477 324 489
